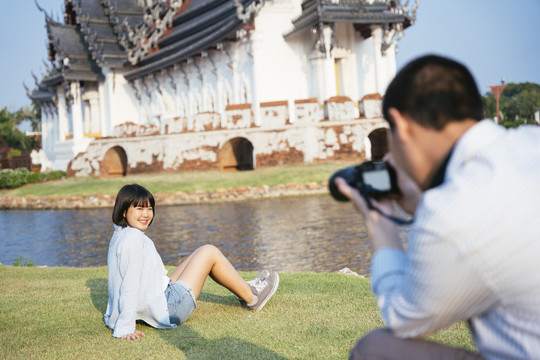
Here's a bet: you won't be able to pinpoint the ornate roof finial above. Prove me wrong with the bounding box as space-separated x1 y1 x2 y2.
232 0 265 23
42 58 52 73
31 71 40 85
34 0 52 20
23 82 31 97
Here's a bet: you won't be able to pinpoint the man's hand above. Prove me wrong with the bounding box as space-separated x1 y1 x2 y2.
334 173 402 253
384 153 422 215
333 177 395 219
122 330 146 341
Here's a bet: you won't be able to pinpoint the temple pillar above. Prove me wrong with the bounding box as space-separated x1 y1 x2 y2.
82 83 101 137
56 84 69 141
98 80 108 136
49 105 58 153
371 26 386 95
250 31 262 126
89 98 101 136
169 66 180 116
99 68 113 137
41 104 50 153
42 103 57 163
321 24 337 100
48 104 58 156
71 81 84 141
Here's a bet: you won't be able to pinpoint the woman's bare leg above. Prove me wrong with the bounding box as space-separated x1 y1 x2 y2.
170 250 197 276
169 245 253 303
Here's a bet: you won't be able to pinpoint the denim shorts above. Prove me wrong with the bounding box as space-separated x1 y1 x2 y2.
165 279 197 325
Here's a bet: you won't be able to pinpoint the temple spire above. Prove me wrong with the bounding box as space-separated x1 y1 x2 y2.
34 0 52 20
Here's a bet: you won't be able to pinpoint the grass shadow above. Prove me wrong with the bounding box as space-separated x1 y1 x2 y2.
86 278 108 314
160 324 287 360
86 277 284 358
198 292 239 306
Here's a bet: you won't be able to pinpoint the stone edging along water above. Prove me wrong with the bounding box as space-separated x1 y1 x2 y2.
0 182 329 210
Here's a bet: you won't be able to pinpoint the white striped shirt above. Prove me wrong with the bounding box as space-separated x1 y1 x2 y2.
371 120 540 359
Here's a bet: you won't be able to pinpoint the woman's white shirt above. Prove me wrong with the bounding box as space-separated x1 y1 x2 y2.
104 225 176 337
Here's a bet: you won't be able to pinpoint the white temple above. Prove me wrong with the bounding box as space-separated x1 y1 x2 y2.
28 0 419 177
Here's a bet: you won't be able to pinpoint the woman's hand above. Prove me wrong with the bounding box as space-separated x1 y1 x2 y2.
121 330 146 341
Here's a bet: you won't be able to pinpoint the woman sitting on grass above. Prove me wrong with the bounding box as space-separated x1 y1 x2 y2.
104 184 279 340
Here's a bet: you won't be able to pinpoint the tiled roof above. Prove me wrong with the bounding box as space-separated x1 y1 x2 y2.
29 0 264 98
285 0 409 38
73 0 144 68
125 0 259 80
42 19 102 86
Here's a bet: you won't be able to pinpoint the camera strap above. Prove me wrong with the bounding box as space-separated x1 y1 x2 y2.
363 194 415 226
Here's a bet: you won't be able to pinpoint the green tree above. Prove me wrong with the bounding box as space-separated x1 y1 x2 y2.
0 107 37 151
483 82 540 128
14 102 42 132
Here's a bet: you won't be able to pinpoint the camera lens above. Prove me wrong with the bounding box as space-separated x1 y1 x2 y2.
328 166 356 202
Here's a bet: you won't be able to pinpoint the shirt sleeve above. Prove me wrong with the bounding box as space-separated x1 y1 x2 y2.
371 230 496 339
111 233 145 338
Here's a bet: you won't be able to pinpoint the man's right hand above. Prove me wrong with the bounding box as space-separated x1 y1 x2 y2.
385 153 422 215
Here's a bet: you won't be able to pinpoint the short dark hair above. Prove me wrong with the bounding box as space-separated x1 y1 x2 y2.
112 184 155 227
382 55 484 130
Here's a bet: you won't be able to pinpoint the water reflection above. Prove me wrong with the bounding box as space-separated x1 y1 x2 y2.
0 195 410 275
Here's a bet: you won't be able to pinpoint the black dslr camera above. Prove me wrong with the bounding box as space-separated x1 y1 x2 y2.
329 161 399 202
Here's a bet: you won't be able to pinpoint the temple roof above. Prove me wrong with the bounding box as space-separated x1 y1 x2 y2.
42 19 103 87
71 0 144 68
26 80 54 103
124 0 259 80
31 0 412 103
30 0 261 97
285 0 411 39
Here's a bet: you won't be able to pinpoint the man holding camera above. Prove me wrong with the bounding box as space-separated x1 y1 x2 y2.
335 55 540 359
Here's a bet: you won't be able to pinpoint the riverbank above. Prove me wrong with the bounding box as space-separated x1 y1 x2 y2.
1 162 347 210
0 181 328 209
0 265 476 359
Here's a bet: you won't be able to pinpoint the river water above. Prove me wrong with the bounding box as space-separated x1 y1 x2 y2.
0 195 410 275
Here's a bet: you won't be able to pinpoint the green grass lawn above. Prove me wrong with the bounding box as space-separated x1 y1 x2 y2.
0 162 356 198
0 266 476 359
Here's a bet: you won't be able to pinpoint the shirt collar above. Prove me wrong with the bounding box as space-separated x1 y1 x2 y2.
426 147 454 190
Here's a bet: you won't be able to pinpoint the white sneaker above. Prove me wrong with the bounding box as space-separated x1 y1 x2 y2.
238 270 270 305
247 271 279 311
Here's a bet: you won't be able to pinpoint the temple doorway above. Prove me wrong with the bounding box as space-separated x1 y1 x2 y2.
368 128 389 161
101 146 127 178
218 137 254 171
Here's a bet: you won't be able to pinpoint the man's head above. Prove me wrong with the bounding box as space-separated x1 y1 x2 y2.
382 55 484 190
382 54 484 131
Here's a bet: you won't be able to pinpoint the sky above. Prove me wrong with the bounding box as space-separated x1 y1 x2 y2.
1 0 539 111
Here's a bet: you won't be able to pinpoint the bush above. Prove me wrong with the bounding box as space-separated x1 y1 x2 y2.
7 149 22 160
0 168 27 188
12 256 34 267
0 168 67 189
26 171 47 183
45 170 67 181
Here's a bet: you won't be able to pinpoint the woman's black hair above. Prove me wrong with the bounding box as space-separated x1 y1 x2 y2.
112 184 155 228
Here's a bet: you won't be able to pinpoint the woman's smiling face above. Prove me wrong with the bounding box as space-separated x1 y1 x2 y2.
124 203 153 231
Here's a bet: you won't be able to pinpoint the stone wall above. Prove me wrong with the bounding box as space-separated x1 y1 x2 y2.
67 96 388 177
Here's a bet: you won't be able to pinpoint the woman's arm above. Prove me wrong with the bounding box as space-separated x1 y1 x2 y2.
112 234 145 338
